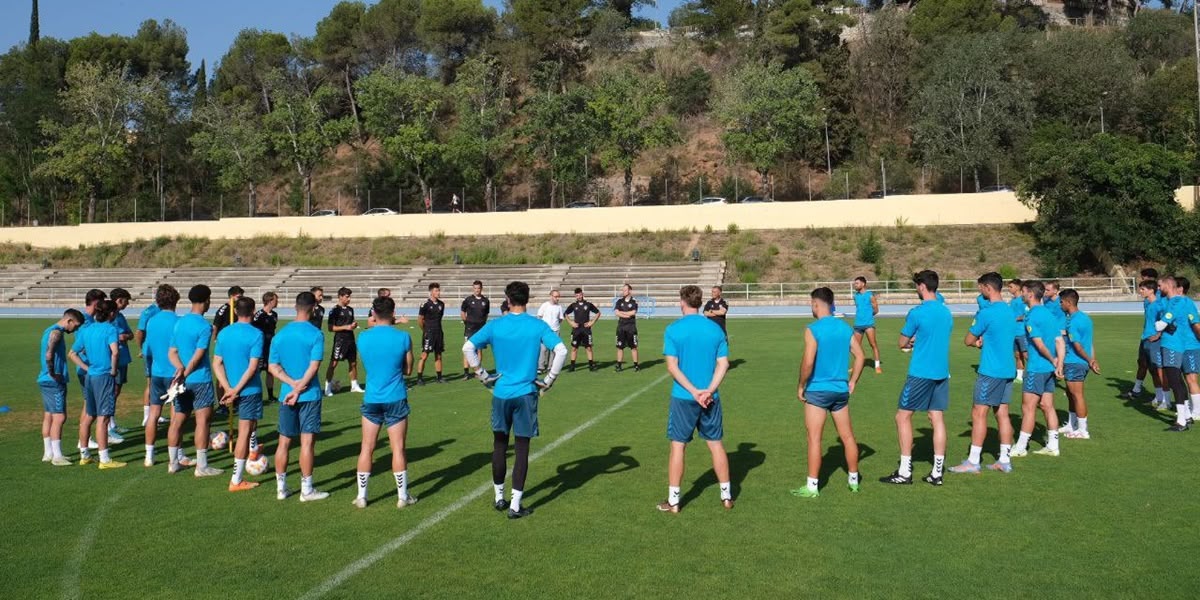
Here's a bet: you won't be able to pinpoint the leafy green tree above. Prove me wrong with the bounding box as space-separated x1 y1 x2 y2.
361 0 423 70
599 0 653 19
1135 58 1199 156
263 70 353 214
518 84 595 206
1023 29 1138 133
1019 133 1186 273
29 0 38 46
1124 9 1193 75
127 19 190 84
0 38 69 224
190 100 271 216
507 0 591 86
760 0 850 69
356 67 448 205
850 5 914 142
313 1 368 137
418 0 497 84
212 29 293 113
713 62 821 193
587 68 676 205
670 0 752 38
446 55 515 211
193 59 208 108
909 0 1011 45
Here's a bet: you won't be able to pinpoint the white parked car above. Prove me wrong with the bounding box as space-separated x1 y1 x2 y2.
362 208 399 216
693 196 728 205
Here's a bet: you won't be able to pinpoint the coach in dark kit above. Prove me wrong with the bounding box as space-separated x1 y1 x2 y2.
704 286 729 335
461 280 491 379
565 287 600 371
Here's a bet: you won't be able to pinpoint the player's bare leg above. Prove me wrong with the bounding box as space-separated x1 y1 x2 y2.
706 439 734 509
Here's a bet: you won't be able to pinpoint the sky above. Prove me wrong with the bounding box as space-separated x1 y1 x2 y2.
0 1 684 73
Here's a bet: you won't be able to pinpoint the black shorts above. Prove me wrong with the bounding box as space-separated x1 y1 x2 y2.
464 322 485 340
332 335 356 361
616 325 638 349
423 329 445 354
571 327 593 348
261 336 273 370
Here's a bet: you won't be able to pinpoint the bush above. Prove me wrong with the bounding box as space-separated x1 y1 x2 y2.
857 230 885 264
726 223 739 234
997 264 1019 280
667 66 711 116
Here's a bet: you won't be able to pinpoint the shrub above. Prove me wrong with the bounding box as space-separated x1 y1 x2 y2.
857 230 885 264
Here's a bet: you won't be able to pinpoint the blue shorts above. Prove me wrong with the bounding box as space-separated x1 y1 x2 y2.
973 375 1013 406
150 376 172 407
176 382 215 414
806 390 849 412
1064 364 1089 383
144 356 153 378
361 400 410 427
83 373 116 418
1185 350 1200 375
237 393 264 421
667 395 724 443
1141 339 1162 368
115 365 128 386
40 381 67 414
278 401 322 437
1022 371 1056 395
492 393 539 438
1013 336 1027 353
1161 347 1184 370
897 376 950 412
853 325 874 335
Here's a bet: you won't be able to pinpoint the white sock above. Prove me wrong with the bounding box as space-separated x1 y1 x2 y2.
168 445 179 464
142 405 150 425
1015 431 1031 450
302 475 314 495
1016 369 1024 380
1132 380 1144 393
197 448 208 469
999 444 1012 463
1191 394 1200 415
1177 404 1190 426
967 445 982 465
1157 389 1168 404
511 489 524 512
932 455 945 478
719 481 732 500
42 437 51 458
78 445 91 459
352 380 361 387
493 483 505 503
1047 430 1060 451
276 472 287 492
1076 417 1088 433
806 476 819 492
668 486 681 506
899 455 913 477
1068 412 1078 430
875 360 882 368
394 470 407 500
233 459 246 484
99 448 111 463
848 472 860 486
357 471 369 500
144 444 154 462
51 440 63 459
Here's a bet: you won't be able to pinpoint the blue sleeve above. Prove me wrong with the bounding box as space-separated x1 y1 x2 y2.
469 321 494 350
196 323 212 350
268 335 280 365
105 327 118 346
308 332 324 362
72 334 85 354
540 325 562 350
968 312 987 337
249 330 263 359
900 309 919 338
137 315 150 332
214 332 226 359
663 326 677 357
717 334 729 359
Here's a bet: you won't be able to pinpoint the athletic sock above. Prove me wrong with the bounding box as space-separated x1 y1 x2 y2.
357 471 369 500
1157 389 1168 404
1132 381 1144 394
167 445 179 464
1068 412 1078 430
1077 417 1088 433
510 489 524 512
436 371 442 379
197 449 208 469
1047 430 1060 452
493 483 505 503
1177 404 1190 426
249 430 259 454
932 455 945 478
1015 431 1032 451
967 445 982 465
99 449 111 463
51 440 64 459
394 470 408 500
301 476 314 495
899 455 913 478
1016 369 1023 380
142 405 150 425
276 472 287 493
232 459 246 484
42 437 51 458
144 444 154 463
806 476 819 492
1191 394 1200 416
78 445 91 459
999 444 1012 463
719 481 732 500
668 486 681 506
848 472 860 486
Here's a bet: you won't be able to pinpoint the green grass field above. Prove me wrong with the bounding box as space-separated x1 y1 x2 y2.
1 315 1197 599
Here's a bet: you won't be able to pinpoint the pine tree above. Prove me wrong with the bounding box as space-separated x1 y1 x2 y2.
194 59 208 107
29 0 39 47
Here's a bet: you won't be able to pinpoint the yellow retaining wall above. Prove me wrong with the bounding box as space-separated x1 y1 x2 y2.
0 191 1036 249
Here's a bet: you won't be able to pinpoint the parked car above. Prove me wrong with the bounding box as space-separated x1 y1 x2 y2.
980 185 1014 192
693 196 728 205
866 189 910 199
738 196 772 203
310 209 339 217
566 201 598 208
362 207 398 216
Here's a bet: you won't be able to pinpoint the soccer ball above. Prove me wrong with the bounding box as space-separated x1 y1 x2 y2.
245 454 269 476
210 430 229 451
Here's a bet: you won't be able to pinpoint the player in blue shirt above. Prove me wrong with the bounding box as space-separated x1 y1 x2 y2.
167 285 222 477
1006 279 1028 381
465 281 568 519
655 285 732 513
1156 276 1198 431
793 287 864 498
136 292 163 428
107 288 134 442
851 277 882 374
68 300 125 469
75 289 106 388
214 297 266 492
38 309 84 466
1060 290 1099 440
142 285 188 468
268 291 328 502
1011 280 1065 457
1176 277 1200 425
352 296 419 509
882 270 954 487
1125 269 1166 402
951 272 1018 475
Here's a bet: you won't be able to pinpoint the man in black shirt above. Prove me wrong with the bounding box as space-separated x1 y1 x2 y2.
613 284 640 372
324 287 361 396
417 282 446 385
703 286 729 336
461 280 491 379
309 286 326 330
253 291 279 402
212 286 244 340
565 287 601 372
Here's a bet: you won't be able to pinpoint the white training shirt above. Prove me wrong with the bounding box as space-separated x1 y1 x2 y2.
537 301 566 332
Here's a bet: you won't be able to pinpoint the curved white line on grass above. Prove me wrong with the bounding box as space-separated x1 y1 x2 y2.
299 373 670 600
61 472 147 600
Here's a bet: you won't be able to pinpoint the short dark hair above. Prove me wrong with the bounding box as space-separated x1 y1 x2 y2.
295 291 317 312
1008 278 1023 287
854 276 867 284
310 286 323 294
811 287 835 306
228 286 244 297
85 289 107 306
63 308 85 323
472 280 482 286
94 299 117 323
574 287 584 294
1179 277 1191 294
1045 280 1060 291
372 296 395 320
234 296 255 318
622 283 633 291
1141 268 1159 280
1139 279 1159 292
377 288 390 297
188 284 211 304
1060 289 1080 305
680 285 703 309
429 282 440 291
913 270 939 292
338 287 352 297
156 284 180 310
110 288 131 301
505 281 531 307
262 291 277 305
1023 280 1046 300
977 272 1003 293
712 285 722 292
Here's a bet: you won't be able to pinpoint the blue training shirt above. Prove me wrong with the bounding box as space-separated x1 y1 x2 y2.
72 321 118 374
137 304 160 333
1160 296 1198 353
74 310 94 376
215 322 264 395
900 299 953 380
171 313 213 386
358 325 412 404
852 291 874 328
1065 311 1094 366
146 310 180 378
1044 297 1067 333
806 316 853 393
37 324 69 384
969 301 1017 379
976 294 990 308
1008 297 1027 339
1143 296 1164 340
1181 297 1200 352
113 311 133 367
269 320 325 403
469 312 563 400
663 313 729 400
1025 305 1060 374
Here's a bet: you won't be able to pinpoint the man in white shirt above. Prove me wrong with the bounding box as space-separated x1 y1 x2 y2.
536 290 566 372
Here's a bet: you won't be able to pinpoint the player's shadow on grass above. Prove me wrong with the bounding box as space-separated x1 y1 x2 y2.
728 358 746 370
637 359 665 370
680 442 765 506
317 438 455 493
1105 377 1172 423
409 451 494 500
819 443 875 483
524 446 639 510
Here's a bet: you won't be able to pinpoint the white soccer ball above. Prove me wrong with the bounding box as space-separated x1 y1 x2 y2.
209 430 229 451
245 454 269 476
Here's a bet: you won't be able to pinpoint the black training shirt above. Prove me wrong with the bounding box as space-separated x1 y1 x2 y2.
614 297 638 327
565 300 600 326
461 295 491 325
419 299 446 330
328 305 356 339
